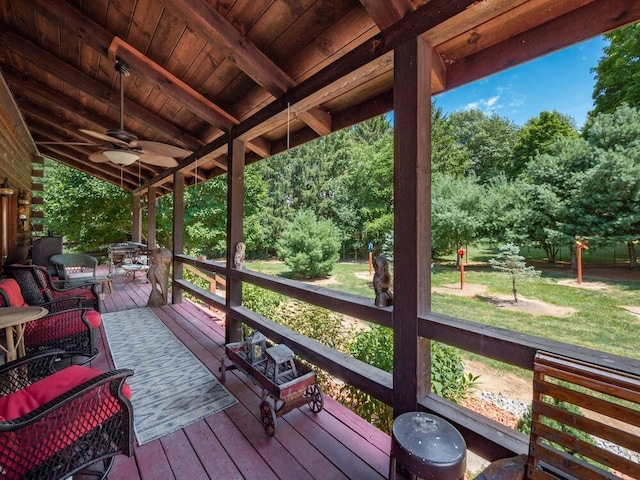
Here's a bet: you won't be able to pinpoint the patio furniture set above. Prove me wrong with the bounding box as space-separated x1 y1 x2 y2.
0 254 135 479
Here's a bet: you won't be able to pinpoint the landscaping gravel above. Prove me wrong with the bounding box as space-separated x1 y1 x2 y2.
478 390 640 465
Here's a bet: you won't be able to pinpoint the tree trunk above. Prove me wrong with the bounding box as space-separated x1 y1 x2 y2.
512 275 518 303
544 243 557 263
628 241 638 270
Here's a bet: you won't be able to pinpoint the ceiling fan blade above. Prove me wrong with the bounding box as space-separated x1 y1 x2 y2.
133 140 190 158
36 141 97 146
88 151 110 163
79 129 130 147
138 154 179 167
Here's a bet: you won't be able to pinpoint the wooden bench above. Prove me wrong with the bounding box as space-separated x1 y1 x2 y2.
527 351 640 479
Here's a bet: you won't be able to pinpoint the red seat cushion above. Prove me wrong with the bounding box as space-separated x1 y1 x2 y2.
0 366 131 478
24 309 101 348
0 366 130 420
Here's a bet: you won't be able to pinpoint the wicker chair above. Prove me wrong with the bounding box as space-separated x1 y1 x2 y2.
49 253 98 286
0 278 101 360
0 350 134 480
4 264 101 312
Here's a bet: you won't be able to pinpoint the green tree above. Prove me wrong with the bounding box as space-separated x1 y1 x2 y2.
489 243 540 302
511 111 578 176
519 137 595 262
431 104 470 176
183 169 269 258
447 109 519 182
431 173 486 258
591 23 640 119
570 105 640 267
276 210 340 278
43 161 130 251
253 127 350 256
480 176 531 244
334 116 394 257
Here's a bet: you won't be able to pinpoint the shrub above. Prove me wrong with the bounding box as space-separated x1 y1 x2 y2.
338 324 479 433
276 210 340 278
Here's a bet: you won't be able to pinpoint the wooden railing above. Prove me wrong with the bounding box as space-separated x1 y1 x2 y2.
172 254 640 462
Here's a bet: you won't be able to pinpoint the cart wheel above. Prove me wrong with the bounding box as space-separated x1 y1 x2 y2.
305 384 323 413
260 400 276 437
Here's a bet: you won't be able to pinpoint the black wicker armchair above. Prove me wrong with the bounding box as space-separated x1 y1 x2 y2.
0 278 101 360
4 264 101 312
0 350 134 480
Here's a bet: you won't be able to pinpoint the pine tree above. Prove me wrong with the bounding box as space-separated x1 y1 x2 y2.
489 243 540 302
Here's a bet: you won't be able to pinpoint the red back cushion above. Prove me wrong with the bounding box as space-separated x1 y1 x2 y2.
0 278 27 307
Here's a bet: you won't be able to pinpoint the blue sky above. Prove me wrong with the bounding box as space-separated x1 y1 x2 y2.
434 36 607 129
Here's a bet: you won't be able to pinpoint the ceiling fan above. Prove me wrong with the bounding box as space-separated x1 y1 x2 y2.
78 57 190 168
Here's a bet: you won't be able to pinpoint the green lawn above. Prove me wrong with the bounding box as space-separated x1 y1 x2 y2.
245 258 640 364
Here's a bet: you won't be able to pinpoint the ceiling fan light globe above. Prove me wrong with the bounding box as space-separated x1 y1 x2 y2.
104 149 139 165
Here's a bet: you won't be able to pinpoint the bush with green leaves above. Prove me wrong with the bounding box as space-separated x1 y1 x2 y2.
242 284 349 386
338 324 479 433
276 210 340 278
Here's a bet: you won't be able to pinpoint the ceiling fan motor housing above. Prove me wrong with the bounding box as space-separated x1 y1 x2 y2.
107 129 138 144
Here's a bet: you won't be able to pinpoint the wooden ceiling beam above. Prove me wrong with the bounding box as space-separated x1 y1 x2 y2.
29 0 236 131
6 73 122 135
297 108 332 137
0 31 203 151
446 0 640 91
161 0 295 95
233 0 476 142
359 0 413 29
108 37 236 130
160 0 334 138
359 0 446 90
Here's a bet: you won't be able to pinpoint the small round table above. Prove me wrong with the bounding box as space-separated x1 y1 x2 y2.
389 412 466 480
0 307 49 362
121 264 149 283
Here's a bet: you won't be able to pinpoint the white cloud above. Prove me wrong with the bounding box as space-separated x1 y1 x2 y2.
464 96 501 114
486 96 499 107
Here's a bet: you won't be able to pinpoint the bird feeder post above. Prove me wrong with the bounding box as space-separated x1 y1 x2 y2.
458 248 465 290
576 238 588 284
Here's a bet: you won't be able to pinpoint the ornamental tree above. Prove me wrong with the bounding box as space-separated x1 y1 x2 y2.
489 243 540 302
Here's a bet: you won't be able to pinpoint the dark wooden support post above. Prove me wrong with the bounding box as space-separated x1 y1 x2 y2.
225 138 245 344
147 186 156 249
392 37 432 415
172 172 184 304
131 194 141 243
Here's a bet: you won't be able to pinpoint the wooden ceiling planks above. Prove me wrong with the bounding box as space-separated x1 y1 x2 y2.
0 0 638 193
126 0 165 57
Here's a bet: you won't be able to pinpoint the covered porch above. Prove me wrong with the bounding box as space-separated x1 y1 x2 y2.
1 1 640 478
93 269 392 480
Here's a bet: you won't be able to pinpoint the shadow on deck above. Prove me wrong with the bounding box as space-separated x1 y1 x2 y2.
91 267 391 479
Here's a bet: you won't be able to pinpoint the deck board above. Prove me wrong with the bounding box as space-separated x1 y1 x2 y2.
92 268 390 479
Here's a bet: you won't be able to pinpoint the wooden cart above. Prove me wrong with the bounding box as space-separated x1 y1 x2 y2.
220 341 323 436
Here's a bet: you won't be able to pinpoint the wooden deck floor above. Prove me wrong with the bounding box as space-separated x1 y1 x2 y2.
90 269 391 480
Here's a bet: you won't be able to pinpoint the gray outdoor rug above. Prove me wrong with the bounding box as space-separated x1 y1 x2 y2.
102 308 237 445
